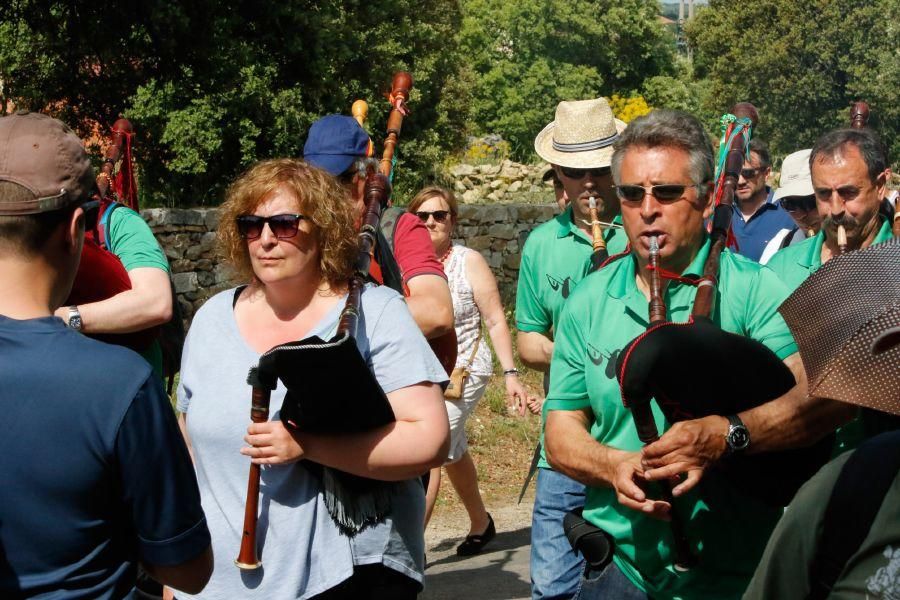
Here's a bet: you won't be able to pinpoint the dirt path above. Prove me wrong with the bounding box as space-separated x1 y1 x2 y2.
421 501 534 600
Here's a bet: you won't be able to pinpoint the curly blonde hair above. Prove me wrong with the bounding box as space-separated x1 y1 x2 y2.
217 159 359 288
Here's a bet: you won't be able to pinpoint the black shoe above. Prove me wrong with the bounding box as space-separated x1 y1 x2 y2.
456 513 496 556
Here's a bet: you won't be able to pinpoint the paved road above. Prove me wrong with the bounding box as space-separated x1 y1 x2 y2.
421 503 533 600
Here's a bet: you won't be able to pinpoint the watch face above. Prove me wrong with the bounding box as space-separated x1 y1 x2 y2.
728 427 750 450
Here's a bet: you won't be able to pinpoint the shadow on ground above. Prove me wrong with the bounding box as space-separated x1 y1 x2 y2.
422 526 531 600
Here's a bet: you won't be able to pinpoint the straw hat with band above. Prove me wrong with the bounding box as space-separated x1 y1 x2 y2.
0 111 94 216
534 98 627 170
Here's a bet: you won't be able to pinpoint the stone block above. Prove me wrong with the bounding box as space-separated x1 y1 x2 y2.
487 252 502 269
204 209 220 230
450 164 475 177
488 223 516 240
508 180 523 193
169 259 193 273
173 272 198 294
462 189 481 204
503 252 522 269
197 271 216 287
467 235 492 251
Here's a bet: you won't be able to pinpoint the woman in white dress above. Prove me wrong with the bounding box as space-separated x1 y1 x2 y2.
408 186 533 557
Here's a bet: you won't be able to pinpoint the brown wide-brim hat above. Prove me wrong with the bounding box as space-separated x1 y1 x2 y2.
0 111 94 215
534 98 627 169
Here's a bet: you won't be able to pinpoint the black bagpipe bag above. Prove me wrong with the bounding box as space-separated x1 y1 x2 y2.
257 333 398 534
616 316 833 507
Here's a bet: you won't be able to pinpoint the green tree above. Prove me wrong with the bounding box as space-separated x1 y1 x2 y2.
459 0 676 160
687 0 899 164
0 1 469 205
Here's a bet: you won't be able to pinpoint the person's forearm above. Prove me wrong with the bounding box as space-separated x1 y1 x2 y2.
298 418 450 481
545 410 623 488
516 330 554 371
486 319 518 371
741 395 854 453
740 353 855 453
57 267 173 333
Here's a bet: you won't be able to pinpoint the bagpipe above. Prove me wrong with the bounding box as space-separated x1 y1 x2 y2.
235 73 416 570
64 118 157 351
614 104 833 570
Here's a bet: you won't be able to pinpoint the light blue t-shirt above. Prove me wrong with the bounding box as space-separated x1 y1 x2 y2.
177 284 447 599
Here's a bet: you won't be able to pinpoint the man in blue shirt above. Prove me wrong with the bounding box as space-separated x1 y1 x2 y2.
731 139 797 261
0 112 212 599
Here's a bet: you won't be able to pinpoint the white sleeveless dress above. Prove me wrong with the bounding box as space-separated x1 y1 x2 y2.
442 244 493 462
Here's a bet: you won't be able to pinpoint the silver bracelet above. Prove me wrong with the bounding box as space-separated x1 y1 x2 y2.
503 369 519 376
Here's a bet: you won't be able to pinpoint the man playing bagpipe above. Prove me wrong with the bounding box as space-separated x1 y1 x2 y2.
543 109 852 599
767 127 894 454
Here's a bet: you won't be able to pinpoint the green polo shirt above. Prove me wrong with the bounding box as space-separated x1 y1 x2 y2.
767 219 893 294
546 239 798 600
516 205 627 468
767 218 893 454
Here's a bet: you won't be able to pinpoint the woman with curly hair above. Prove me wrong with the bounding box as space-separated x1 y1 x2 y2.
176 159 449 599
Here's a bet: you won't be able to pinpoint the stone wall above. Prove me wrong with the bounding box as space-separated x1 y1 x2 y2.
449 160 553 204
144 202 559 324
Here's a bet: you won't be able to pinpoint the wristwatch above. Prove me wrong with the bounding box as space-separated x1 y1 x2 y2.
66 305 83 332
724 414 750 455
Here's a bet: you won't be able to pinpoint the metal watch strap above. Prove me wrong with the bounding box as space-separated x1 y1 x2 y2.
67 305 83 331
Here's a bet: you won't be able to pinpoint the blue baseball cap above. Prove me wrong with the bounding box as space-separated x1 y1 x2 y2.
303 114 370 176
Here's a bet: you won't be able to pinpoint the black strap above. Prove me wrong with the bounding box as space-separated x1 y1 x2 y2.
807 430 900 599
232 284 248 309
780 227 799 250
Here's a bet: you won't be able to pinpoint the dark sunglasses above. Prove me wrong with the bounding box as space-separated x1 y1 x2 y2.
559 166 611 179
740 167 762 179
415 210 451 223
80 200 100 231
236 214 307 240
613 183 699 203
780 196 817 213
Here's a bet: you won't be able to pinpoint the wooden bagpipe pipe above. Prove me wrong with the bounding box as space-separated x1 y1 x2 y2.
235 72 415 570
613 104 833 570
64 118 156 351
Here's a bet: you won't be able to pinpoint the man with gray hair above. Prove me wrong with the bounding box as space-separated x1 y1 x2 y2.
0 111 212 598
543 109 850 598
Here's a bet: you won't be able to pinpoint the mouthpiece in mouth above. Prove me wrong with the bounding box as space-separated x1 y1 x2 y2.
649 235 659 256
588 196 597 210
837 224 847 250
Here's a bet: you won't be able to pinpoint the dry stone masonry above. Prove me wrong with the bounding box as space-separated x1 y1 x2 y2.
146 160 560 325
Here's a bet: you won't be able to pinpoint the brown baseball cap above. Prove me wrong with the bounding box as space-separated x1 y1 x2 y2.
0 111 94 215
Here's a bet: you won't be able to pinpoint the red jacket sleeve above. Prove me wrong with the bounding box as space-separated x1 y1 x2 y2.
393 212 446 283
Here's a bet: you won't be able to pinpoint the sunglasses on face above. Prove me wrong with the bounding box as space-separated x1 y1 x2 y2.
613 183 699 203
559 166 611 180
740 168 763 179
236 214 307 240
415 210 451 223
780 196 817 213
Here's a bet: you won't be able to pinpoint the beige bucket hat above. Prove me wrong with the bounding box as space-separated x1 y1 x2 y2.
773 148 814 202
534 98 626 169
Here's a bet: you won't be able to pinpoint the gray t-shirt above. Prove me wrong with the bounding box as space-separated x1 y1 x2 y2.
177 285 447 599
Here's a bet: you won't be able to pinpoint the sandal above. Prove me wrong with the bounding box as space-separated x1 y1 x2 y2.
456 513 496 556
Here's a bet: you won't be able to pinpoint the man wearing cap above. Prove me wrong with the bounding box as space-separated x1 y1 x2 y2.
758 148 821 264
0 112 212 598
731 139 797 262
544 109 850 599
517 98 628 600
767 127 893 454
303 114 453 341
